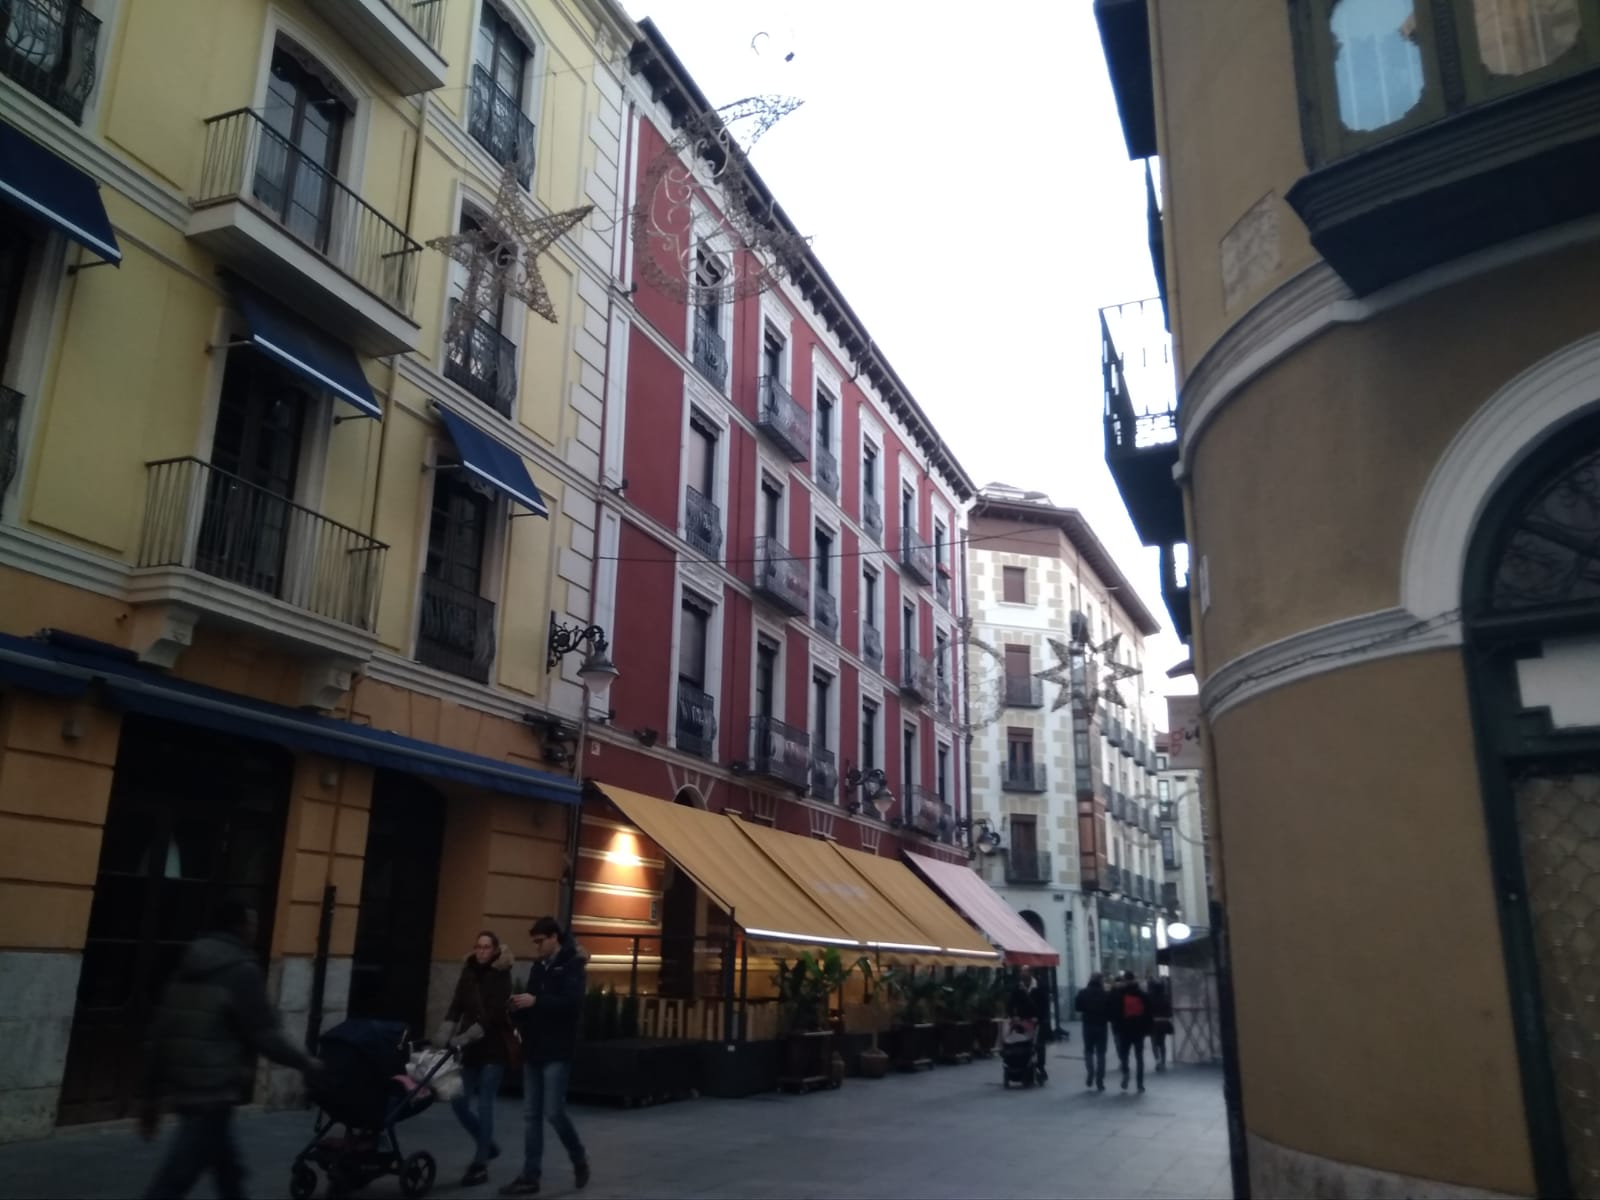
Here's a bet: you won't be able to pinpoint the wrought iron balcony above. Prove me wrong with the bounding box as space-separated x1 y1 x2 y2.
757 376 808 462
753 536 808 617
900 527 934 584
1005 674 1044 708
1161 880 1179 916
749 715 810 791
692 311 726 388
416 572 496 683
469 65 536 188
1106 864 1124 894
862 494 883 544
936 672 952 717
935 572 951 610
814 443 839 501
1006 851 1053 885
136 457 387 631
1002 762 1047 793
901 651 933 701
908 785 947 838
813 585 839 642
810 743 838 803
1120 733 1136 760
676 683 716 758
445 308 516 417
862 623 883 670
684 487 721 559
0 0 99 123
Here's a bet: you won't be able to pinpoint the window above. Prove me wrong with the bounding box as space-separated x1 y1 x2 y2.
679 598 708 689
445 210 516 416
755 637 778 721
1010 814 1038 862
934 630 948 681
1004 644 1031 694
1157 754 1170 770
816 387 834 450
813 672 831 747
676 595 715 757
902 724 917 789
863 569 878 627
688 414 716 495
763 326 783 382
903 600 916 655
901 484 915 537
934 518 947 574
417 469 494 682
863 442 878 495
256 46 349 252
1002 566 1027 604
691 250 727 387
1158 779 1171 802
471 3 534 180
761 476 782 541
937 743 949 802
685 413 720 558
861 700 878 769
1007 728 1035 772
814 525 832 594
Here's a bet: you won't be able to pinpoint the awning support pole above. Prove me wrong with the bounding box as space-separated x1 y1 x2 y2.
721 925 736 1043
738 935 750 1042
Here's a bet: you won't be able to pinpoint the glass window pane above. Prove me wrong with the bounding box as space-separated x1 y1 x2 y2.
1475 0 1582 76
1329 0 1426 132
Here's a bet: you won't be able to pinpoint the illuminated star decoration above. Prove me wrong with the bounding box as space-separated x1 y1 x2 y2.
428 162 594 342
1035 637 1079 714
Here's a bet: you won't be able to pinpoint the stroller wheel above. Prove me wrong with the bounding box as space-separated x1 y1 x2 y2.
289 1162 318 1200
399 1150 436 1198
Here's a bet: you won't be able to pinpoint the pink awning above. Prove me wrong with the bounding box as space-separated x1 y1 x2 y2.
904 851 1060 967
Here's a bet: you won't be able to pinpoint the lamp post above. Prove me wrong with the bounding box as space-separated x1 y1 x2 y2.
546 614 619 927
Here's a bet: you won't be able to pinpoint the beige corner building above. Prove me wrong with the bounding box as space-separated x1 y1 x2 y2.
1098 1 1600 1197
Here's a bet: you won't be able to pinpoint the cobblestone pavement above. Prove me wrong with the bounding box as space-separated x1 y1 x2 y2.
0 1045 1232 1199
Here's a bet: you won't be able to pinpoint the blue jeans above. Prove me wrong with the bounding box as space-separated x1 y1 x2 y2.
522 1060 585 1183
143 1106 245 1199
449 1062 505 1165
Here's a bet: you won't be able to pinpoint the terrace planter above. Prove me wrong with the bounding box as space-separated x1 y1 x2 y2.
973 1017 1002 1058
890 1023 936 1072
695 1039 780 1098
778 1030 837 1093
567 1038 699 1107
937 1020 974 1064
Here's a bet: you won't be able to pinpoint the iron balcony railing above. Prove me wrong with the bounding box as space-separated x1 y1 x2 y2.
1005 674 1044 708
692 311 726 388
137 457 386 630
468 64 536 188
901 650 933 701
1 0 98 123
684 487 722 559
757 376 808 462
0 385 21 514
1006 851 1053 885
195 108 422 315
445 307 516 417
862 493 883 544
900 527 934 583
935 572 951 610
1002 762 1047 793
1121 732 1137 760
676 682 716 758
862 623 883 670
749 715 810 791
936 672 952 717
1161 880 1180 915
813 585 839 642
384 0 445 50
908 785 946 837
754 535 808 616
1106 864 1124 894
814 443 839 501
810 743 838 802
416 573 496 683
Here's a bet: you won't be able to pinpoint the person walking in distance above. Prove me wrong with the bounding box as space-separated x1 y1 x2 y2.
1074 973 1111 1091
139 901 322 1200
500 917 589 1196
1147 975 1174 1072
1111 970 1152 1093
442 930 515 1187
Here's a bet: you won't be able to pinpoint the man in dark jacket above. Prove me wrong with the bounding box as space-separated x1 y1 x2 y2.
1074 973 1111 1091
140 902 320 1199
1110 970 1152 1093
499 917 589 1197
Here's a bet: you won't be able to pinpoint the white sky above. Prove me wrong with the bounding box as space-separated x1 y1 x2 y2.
622 0 1196 714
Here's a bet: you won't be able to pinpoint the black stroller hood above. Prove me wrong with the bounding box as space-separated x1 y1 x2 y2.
312 1018 412 1130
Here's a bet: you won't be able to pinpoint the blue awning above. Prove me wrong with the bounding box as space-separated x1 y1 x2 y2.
0 121 121 264
232 283 381 419
0 632 578 806
435 405 548 516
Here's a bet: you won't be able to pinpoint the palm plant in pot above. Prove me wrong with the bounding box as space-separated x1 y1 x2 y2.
936 970 979 1063
881 968 944 1071
773 948 865 1091
971 968 1007 1057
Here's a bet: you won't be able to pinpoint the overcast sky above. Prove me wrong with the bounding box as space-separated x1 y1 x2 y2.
623 0 1194 714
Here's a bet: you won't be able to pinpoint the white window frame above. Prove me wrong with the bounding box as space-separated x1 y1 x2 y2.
860 698 880 773
751 626 785 727
686 206 733 400
812 512 840 626
255 16 372 198
811 347 844 484
669 576 725 755
754 456 790 551
902 720 919 791
861 561 883 658
470 0 546 157
936 738 952 805
759 292 793 393
809 664 839 759
678 397 730 564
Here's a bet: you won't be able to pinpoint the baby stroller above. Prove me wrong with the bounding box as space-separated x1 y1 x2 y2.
288 1018 457 1199
1000 1019 1045 1089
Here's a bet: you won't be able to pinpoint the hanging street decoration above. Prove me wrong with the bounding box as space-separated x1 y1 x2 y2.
428 161 594 343
958 616 1008 736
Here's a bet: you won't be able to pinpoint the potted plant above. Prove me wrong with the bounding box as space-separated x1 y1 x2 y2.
880 968 942 1071
936 971 978 1064
855 958 890 1078
773 950 857 1092
971 968 1006 1057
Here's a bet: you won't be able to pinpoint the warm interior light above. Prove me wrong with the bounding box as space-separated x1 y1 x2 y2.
606 831 643 868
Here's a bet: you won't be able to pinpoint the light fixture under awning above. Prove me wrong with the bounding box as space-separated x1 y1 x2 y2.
230 282 381 419
0 121 121 264
435 404 548 517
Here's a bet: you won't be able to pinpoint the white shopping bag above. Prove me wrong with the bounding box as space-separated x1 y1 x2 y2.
407 1047 464 1102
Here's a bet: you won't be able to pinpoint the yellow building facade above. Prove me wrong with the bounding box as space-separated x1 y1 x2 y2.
0 0 635 1139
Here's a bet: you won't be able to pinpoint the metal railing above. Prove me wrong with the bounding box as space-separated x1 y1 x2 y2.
416 573 497 682
1 0 98 123
908 785 947 837
936 672 952 717
757 376 808 462
813 585 839 642
137 457 386 630
0 386 20 513
810 744 838 803
862 623 883 669
1106 864 1124 894
1005 674 1044 708
901 650 933 700
753 535 808 616
468 65 536 188
195 109 422 315
692 311 726 387
749 715 810 790
1002 762 1047 793
1161 880 1179 915
814 443 839 501
684 487 722 559
676 683 716 758
382 0 444 51
935 572 951 610
862 493 883 543
900 527 934 583
1005 851 1053 885
445 308 516 416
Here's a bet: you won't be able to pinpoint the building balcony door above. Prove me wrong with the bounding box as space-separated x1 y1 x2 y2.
57 716 291 1125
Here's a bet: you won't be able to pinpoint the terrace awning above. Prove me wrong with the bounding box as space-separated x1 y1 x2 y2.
831 844 999 963
905 851 1060 967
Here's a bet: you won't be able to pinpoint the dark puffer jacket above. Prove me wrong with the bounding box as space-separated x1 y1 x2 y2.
444 946 515 1068
142 932 314 1109
510 941 586 1064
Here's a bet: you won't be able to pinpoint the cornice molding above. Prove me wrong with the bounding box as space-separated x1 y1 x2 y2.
0 521 129 600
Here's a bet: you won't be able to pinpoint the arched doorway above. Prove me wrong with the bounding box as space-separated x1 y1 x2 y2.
1465 413 1600 1199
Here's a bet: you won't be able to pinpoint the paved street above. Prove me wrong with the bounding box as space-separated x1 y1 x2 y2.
0 1046 1231 1200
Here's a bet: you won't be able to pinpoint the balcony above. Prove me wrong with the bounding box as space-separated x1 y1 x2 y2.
1006 851 1053 886
684 487 721 559
935 572 951 610
901 651 933 702
692 311 726 388
1005 674 1044 708
190 109 422 355
936 673 952 718
0 0 99 123
810 744 838 803
1120 732 1136 760
316 0 447 95
862 494 883 544
900 527 934 584
1106 864 1125 894
444 310 516 417
813 586 839 642
908 785 948 838
753 536 808 617
1161 880 1179 916
1002 762 1047 793
813 443 839 502
416 573 496 684
748 716 810 791
468 65 536 188
756 376 808 462
130 457 385 672
862 623 883 670
676 683 716 758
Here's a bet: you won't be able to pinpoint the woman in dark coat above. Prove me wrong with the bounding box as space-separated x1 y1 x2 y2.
1147 976 1175 1071
441 930 514 1187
